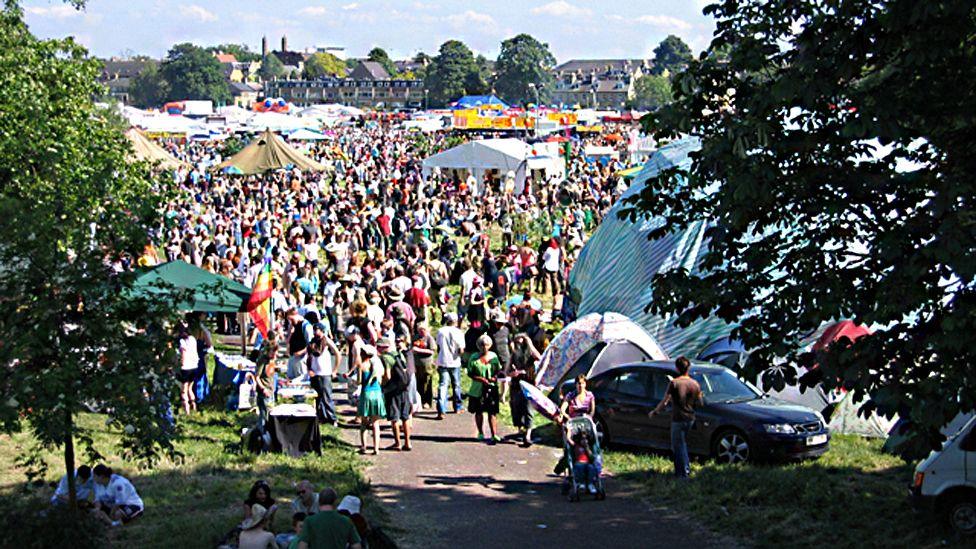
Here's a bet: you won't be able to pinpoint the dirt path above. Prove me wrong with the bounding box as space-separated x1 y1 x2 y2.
335 389 733 549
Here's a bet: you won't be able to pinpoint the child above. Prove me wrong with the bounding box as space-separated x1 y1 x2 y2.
571 431 598 494
275 512 306 549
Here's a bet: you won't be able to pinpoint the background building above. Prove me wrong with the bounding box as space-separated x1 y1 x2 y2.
265 60 423 109
550 59 651 108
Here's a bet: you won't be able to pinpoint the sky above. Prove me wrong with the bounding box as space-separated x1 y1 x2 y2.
20 0 717 62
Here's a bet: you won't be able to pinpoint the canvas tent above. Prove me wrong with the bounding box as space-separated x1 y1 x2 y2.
421 138 564 195
535 312 668 389
215 129 326 174
453 95 508 109
132 261 251 313
569 137 732 357
124 127 190 170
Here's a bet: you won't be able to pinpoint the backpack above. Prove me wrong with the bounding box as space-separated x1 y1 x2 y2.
382 353 409 395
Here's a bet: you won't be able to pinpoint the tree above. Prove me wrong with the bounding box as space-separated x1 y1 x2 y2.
303 52 346 79
466 54 491 95
424 40 482 106
629 73 672 110
207 43 261 62
160 43 230 104
493 33 556 105
258 53 284 81
621 0 976 449
128 62 169 108
367 47 397 77
651 34 692 76
0 3 184 506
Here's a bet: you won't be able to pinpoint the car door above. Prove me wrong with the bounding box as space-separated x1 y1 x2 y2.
644 370 674 447
602 369 653 443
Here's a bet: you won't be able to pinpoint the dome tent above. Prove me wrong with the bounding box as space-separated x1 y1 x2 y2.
535 312 668 389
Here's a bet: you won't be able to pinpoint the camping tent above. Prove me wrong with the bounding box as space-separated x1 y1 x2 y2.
421 138 564 195
535 312 668 388
453 95 508 109
132 261 251 312
124 127 190 170
215 129 326 174
569 137 732 357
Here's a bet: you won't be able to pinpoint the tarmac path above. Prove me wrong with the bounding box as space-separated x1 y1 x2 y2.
334 388 736 549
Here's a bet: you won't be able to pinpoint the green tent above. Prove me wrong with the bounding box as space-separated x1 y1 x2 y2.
133 261 252 313
214 128 326 174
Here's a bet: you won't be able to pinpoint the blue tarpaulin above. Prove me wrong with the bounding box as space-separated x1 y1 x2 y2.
452 95 509 109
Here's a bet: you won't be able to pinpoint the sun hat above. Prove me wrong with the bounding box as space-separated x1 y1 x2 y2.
359 344 377 357
336 495 362 515
241 504 268 530
376 337 393 349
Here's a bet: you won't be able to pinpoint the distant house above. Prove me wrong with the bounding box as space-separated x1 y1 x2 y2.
98 58 157 104
229 81 262 107
349 60 390 80
550 59 651 108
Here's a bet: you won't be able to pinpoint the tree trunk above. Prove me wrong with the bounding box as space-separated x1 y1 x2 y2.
63 406 76 508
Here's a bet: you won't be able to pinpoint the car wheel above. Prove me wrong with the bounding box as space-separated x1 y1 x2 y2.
713 429 751 464
594 415 610 447
947 496 976 536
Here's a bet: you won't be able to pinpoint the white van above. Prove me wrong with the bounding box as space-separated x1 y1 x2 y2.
911 415 976 535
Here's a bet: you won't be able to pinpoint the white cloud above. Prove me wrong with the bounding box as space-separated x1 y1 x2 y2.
531 1 592 17
178 5 217 22
444 10 496 27
25 5 84 19
341 3 360 10
635 15 691 31
298 6 328 17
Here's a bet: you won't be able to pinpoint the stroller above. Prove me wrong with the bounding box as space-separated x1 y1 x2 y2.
561 416 606 501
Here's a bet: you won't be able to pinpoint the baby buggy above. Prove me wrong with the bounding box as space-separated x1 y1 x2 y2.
561 416 606 501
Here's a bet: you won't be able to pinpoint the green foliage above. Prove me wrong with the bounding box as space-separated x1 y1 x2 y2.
128 61 169 108
651 34 692 76
493 33 556 105
367 46 397 77
220 136 246 158
258 53 285 81
304 52 346 79
207 43 261 62
629 73 673 110
621 0 976 448
0 3 185 503
424 40 484 106
161 42 230 104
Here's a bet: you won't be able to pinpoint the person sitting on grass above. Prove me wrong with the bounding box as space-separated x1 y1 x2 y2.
291 480 319 516
238 503 278 549
297 488 362 549
51 464 93 507
243 480 279 526
91 464 143 527
276 512 307 549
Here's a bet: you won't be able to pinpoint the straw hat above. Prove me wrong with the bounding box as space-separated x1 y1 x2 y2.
241 504 268 530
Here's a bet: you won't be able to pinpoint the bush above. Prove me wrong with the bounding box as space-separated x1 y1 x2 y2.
1 502 107 549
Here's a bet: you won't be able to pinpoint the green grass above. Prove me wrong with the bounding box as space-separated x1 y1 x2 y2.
0 409 379 548
591 434 961 548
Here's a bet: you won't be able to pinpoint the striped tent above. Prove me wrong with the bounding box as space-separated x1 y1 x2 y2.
569 137 732 357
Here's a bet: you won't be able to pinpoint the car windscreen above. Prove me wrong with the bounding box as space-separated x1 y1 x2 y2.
691 369 761 403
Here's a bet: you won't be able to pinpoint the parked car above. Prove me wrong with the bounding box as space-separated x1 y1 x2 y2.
576 361 830 463
911 415 976 536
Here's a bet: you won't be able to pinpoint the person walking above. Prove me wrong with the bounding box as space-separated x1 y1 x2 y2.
411 323 437 409
308 322 339 426
435 313 465 420
467 334 502 444
177 325 198 415
379 337 413 451
650 356 703 478
286 308 313 380
253 331 279 433
356 344 386 455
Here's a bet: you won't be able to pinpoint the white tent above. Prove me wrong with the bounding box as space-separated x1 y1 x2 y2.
298 104 366 119
287 128 328 141
827 394 898 438
421 138 565 195
535 312 668 388
244 112 317 132
135 114 208 136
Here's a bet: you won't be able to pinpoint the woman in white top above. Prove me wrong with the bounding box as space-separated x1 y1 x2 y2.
177 326 199 414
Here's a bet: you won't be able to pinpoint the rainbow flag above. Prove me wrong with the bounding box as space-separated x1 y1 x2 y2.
247 258 274 339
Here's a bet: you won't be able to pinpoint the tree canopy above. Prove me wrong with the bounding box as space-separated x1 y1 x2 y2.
0 3 184 505
127 61 168 108
651 34 692 76
629 73 673 110
493 34 556 105
303 52 346 79
258 53 285 81
207 43 261 62
161 43 230 104
367 47 398 77
622 0 976 449
424 40 484 106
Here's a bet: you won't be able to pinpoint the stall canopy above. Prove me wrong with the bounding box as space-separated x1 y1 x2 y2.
421 138 564 195
132 261 251 312
124 127 190 170
453 95 508 109
216 129 326 174
569 137 731 357
535 312 668 389
287 128 328 141
244 112 318 132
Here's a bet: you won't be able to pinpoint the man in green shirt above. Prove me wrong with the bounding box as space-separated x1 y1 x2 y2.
297 488 361 549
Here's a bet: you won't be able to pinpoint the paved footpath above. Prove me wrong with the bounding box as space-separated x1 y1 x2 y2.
334 390 738 549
